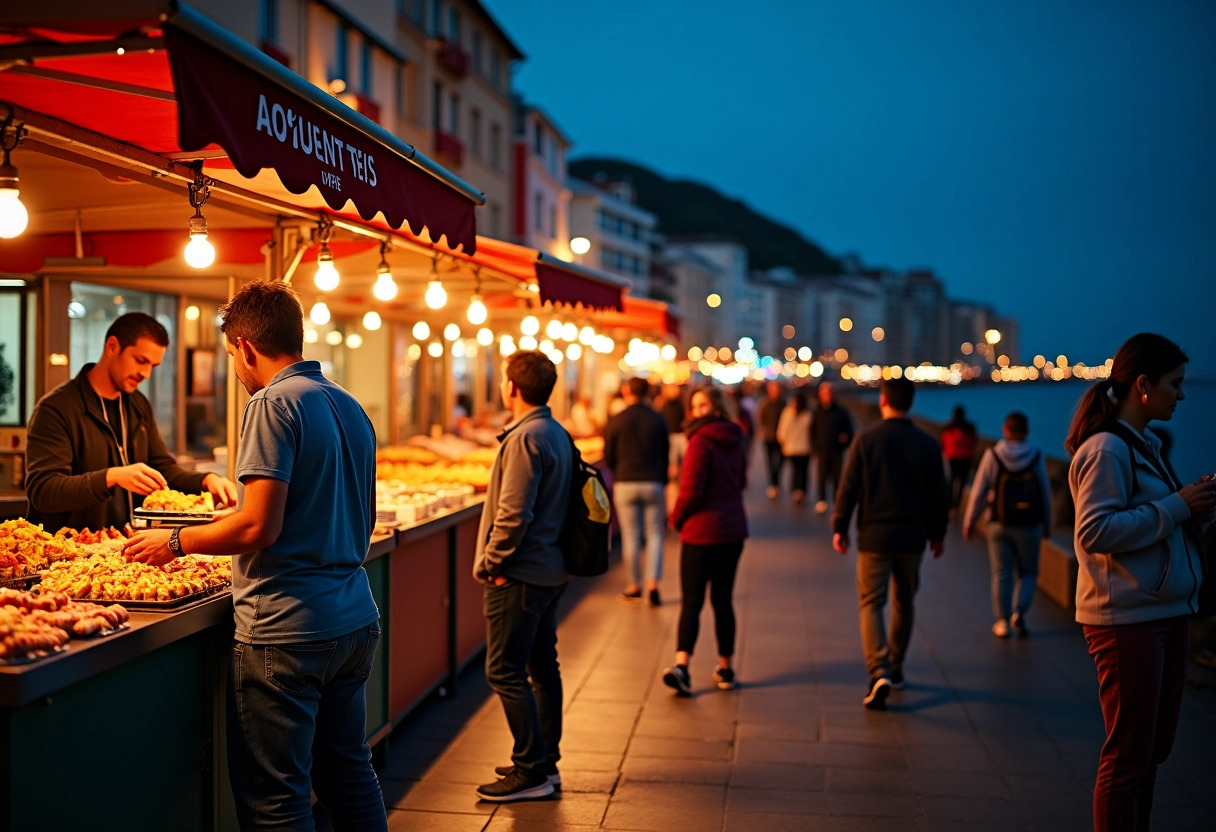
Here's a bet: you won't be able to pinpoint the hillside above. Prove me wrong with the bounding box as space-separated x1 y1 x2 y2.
568 158 841 274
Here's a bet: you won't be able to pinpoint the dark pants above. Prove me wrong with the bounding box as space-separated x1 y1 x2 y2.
815 451 843 504
764 440 785 488
948 458 972 509
788 455 810 494
1083 617 1189 832
484 580 567 780
227 624 386 832
856 551 923 680
677 540 745 656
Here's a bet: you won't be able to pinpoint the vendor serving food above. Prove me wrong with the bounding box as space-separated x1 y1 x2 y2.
25 312 238 531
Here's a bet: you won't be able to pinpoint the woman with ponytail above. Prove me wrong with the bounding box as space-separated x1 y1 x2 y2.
1066 332 1216 832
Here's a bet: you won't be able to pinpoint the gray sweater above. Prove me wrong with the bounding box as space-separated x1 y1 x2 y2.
473 406 572 586
1069 423 1208 625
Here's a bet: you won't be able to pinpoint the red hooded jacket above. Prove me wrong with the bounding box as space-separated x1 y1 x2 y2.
672 416 749 545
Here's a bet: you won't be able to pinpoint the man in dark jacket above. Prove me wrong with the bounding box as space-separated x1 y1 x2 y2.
25 312 236 531
603 377 670 605
831 377 948 710
810 381 854 514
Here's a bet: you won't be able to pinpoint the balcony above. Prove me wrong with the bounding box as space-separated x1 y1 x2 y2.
434 130 464 167
436 37 470 78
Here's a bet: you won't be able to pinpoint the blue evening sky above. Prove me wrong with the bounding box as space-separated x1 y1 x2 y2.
485 0 1216 372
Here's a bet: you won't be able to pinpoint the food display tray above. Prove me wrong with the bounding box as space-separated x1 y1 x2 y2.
131 509 215 528
0 643 69 666
77 622 132 639
0 573 42 589
63 585 230 612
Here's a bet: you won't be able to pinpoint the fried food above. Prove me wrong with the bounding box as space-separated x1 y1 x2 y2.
0 587 130 659
38 553 230 602
140 489 216 513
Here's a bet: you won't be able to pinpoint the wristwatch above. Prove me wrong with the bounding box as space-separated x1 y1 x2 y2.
167 526 183 558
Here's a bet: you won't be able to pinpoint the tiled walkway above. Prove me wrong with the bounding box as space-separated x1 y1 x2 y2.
374 475 1216 831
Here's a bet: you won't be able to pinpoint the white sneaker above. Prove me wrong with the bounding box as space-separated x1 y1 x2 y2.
992 619 1010 638
815 501 828 515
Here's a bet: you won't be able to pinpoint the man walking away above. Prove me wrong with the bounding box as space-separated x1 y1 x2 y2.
603 377 670 605
757 381 785 499
474 351 572 802
810 381 853 515
962 411 1052 638
832 377 949 709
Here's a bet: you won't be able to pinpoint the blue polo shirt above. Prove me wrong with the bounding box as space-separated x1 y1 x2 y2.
233 361 379 643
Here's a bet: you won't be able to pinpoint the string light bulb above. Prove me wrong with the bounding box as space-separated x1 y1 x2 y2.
411 321 430 340
424 256 446 309
0 116 29 239
314 243 339 292
309 301 331 325
182 170 214 267
521 315 540 336
363 310 382 331
372 241 397 301
466 270 487 324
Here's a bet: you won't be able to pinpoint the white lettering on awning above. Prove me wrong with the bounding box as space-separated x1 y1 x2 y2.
255 94 378 190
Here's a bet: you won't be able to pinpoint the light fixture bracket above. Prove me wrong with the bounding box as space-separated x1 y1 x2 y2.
0 105 28 187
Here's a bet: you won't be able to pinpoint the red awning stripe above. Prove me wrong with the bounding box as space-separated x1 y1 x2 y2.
534 261 624 312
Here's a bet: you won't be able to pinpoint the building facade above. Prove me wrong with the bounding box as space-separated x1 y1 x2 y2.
568 179 656 293
512 100 572 258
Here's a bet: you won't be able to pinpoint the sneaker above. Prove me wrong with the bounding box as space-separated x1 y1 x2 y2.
493 764 561 789
815 500 828 515
992 619 1010 638
662 664 692 696
619 588 643 604
889 669 906 690
1010 612 1029 637
648 588 661 607
475 769 555 802
713 667 737 690
766 485 779 499
863 677 892 709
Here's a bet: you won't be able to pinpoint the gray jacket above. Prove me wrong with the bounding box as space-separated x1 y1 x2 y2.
962 439 1052 533
1069 423 1208 626
473 406 572 586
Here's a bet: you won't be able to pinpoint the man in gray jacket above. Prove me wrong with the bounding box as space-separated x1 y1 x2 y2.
473 350 572 803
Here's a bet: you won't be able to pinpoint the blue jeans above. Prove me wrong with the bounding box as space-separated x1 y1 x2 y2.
614 480 667 585
227 624 386 832
484 580 566 779
987 522 1042 621
856 551 923 681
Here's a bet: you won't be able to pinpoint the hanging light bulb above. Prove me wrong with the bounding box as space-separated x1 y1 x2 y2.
345 332 364 349
182 170 215 267
521 315 540 336
467 294 487 325
579 326 596 346
309 301 331 325
427 341 444 357
363 310 382 331
545 319 563 340
314 243 339 292
372 242 397 301
562 322 578 342
444 323 461 341
0 119 29 239
566 343 583 361
411 321 430 340
424 256 446 309
476 327 494 346
325 330 344 346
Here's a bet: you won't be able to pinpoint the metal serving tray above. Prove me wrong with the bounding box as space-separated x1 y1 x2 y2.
0 643 69 666
63 584 230 612
131 508 216 529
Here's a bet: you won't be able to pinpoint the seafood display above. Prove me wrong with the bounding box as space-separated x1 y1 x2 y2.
0 587 132 662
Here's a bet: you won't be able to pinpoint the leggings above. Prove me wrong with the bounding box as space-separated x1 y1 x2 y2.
676 540 745 656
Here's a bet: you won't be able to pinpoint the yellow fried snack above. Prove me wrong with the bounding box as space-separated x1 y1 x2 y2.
140 489 216 513
38 553 230 602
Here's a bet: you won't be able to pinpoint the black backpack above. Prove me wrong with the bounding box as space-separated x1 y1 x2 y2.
557 433 612 577
989 450 1044 526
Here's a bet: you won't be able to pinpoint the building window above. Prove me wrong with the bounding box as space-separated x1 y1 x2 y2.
489 49 501 90
534 193 544 232
472 30 483 74
470 108 482 158
533 122 544 157
549 204 557 239
359 41 372 96
489 122 501 170
447 6 461 42
258 0 279 44
448 92 459 136
332 23 349 86
431 81 442 130
429 0 443 35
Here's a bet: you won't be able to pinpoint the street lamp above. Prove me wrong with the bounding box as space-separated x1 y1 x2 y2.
570 236 591 255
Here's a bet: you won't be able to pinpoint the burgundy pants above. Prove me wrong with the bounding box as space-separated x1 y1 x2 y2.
1082 616 1188 832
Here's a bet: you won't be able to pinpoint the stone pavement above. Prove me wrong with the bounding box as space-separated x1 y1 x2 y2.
372 475 1216 831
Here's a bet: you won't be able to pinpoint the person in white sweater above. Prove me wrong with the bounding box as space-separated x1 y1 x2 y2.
1064 333 1216 832
776 391 813 504
962 411 1052 638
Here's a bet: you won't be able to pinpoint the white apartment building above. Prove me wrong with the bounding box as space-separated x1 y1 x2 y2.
665 238 773 355
569 179 655 293
513 100 572 258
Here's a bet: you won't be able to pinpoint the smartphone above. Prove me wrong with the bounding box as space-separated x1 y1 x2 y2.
1201 473 1216 483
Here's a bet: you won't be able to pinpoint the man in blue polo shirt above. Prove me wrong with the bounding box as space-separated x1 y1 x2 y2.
124 281 385 832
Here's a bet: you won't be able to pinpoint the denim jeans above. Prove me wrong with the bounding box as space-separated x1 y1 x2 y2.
856 551 923 681
227 624 386 832
614 480 667 585
987 522 1042 621
764 440 785 488
1083 617 1188 832
484 580 567 779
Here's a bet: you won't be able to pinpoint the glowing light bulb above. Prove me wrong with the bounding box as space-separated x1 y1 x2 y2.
427 341 443 357
476 327 494 346
345 332 363 349
0 172 29 239
660 344 676 361
314 247 339 292
562 322 578 342
570 236 591 255
363 311 382 331
184 233 215 268
546 319 563 340
304 327 318 344
411 321 430 340
579 326 595 345
184 305 201 321
325 330 343 346
372 272 398 301
309 301 331 325
424 279 447 309
444 323 461 341
519 335 538 350
521 315 540 336
467 294 487 325
566 343 582 361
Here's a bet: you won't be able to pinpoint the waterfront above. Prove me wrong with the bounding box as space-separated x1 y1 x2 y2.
907 378 1216 484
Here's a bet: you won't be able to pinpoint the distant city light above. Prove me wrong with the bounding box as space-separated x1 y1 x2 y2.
706 293 722 308
738 336 754 350
985 329 1002 345
872 327 885 342
834 348 849 363
839 317 853 332
961 342 974 355
782 324 795 339
688 346 703 361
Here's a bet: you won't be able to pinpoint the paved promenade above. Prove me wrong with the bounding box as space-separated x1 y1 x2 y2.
372 470 1216 831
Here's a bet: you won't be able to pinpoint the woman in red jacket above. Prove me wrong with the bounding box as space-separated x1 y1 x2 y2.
662 385 749 695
